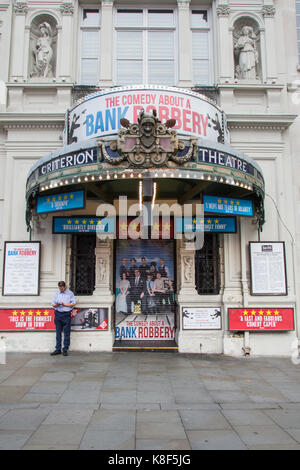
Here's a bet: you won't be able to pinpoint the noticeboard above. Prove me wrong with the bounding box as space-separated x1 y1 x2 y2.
249 242 287 296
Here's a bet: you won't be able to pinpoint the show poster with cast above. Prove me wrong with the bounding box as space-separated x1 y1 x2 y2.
115 240 175 341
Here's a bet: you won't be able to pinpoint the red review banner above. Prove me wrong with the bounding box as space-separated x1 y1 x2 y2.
228 308 294 331
0 308 55 331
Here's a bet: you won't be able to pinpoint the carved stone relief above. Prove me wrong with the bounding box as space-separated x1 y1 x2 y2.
29 15 57 78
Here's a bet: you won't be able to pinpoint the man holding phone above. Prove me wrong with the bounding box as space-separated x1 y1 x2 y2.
51 281 76 356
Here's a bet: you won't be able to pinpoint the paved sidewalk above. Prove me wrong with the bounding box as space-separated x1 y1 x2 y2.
1 352 300 450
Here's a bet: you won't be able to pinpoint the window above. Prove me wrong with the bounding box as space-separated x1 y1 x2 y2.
195 234 220 295
70 234 96 295
191 10 212 85
79 8 101 85
115 8 176 86
296 1 300 63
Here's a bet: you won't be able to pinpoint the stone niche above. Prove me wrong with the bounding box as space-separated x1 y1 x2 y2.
233 16 261 82
29 14 58 79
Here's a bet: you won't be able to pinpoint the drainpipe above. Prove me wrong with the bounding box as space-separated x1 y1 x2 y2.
240 218 251 356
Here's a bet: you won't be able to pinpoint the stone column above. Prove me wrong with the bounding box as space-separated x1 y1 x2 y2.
177 241 198 299
177 0 193 88
99 0 114 87
94 239 113 297
11 1 28 81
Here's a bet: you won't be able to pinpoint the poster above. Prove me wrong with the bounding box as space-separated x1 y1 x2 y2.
249 242 287 295
2 242 41 296
71 308 108 330
115 239 175 340
0 308 108 331
182 307 222 330
228 308 294 331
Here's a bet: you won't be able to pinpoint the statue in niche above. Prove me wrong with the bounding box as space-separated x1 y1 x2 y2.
234 25 259 80
31 21 54 78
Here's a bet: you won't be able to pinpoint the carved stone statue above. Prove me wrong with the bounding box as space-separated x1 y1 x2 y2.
98 258 107 282
234 25 259 80
31 21 54 78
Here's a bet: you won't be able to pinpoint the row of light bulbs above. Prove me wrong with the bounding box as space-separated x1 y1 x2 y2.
40 171 253 192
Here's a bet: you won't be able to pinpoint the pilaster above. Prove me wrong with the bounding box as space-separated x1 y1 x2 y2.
177 0 193 88
99 0 114 87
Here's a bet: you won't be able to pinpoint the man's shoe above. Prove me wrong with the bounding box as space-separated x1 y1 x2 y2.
63 350 68 356
50 350 61 356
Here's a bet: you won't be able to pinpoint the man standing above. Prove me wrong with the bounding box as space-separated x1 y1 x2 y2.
51 281 76 356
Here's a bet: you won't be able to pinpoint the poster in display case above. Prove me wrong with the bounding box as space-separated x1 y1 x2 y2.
249 242 287 296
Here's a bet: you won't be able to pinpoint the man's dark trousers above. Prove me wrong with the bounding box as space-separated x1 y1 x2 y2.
54 310 71 352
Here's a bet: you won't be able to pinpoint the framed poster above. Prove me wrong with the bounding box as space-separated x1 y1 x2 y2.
2 242 41 296
71 308 108 331
182 307 222 330
249 242 287 296
228 307 294 331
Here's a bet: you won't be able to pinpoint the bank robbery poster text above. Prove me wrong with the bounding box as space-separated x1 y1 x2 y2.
67 86 225 145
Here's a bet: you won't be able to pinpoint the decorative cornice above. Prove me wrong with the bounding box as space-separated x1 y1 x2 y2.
59 3 74 15
13 1 28 15
216 5 231 17
261 5 276 18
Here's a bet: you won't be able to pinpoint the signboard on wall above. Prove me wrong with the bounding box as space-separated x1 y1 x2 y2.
182 307 222 330
2 242 41 296
36 190 85 214
228 308 294 331
67 85 226 145
0 308 108 331
249 242 287 295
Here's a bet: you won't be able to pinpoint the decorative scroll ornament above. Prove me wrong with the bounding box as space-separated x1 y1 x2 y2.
99 109 197 167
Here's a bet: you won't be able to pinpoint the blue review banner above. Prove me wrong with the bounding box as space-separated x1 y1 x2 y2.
53 217 115 234
37 190 85 214
175 217 236 233
203 195 253 216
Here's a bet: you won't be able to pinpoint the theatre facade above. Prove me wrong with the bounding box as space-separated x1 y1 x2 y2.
0 0 299 356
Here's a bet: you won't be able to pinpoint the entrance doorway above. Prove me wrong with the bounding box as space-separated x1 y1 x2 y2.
114 239 177 349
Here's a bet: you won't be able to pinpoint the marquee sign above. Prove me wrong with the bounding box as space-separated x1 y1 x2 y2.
203 195 253 216
52 216 115 234
175 217 236 233
36 190 85 214
66 85 227 145
228 308 294 331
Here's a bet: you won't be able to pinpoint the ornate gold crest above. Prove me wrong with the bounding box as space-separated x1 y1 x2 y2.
99 109 197 167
